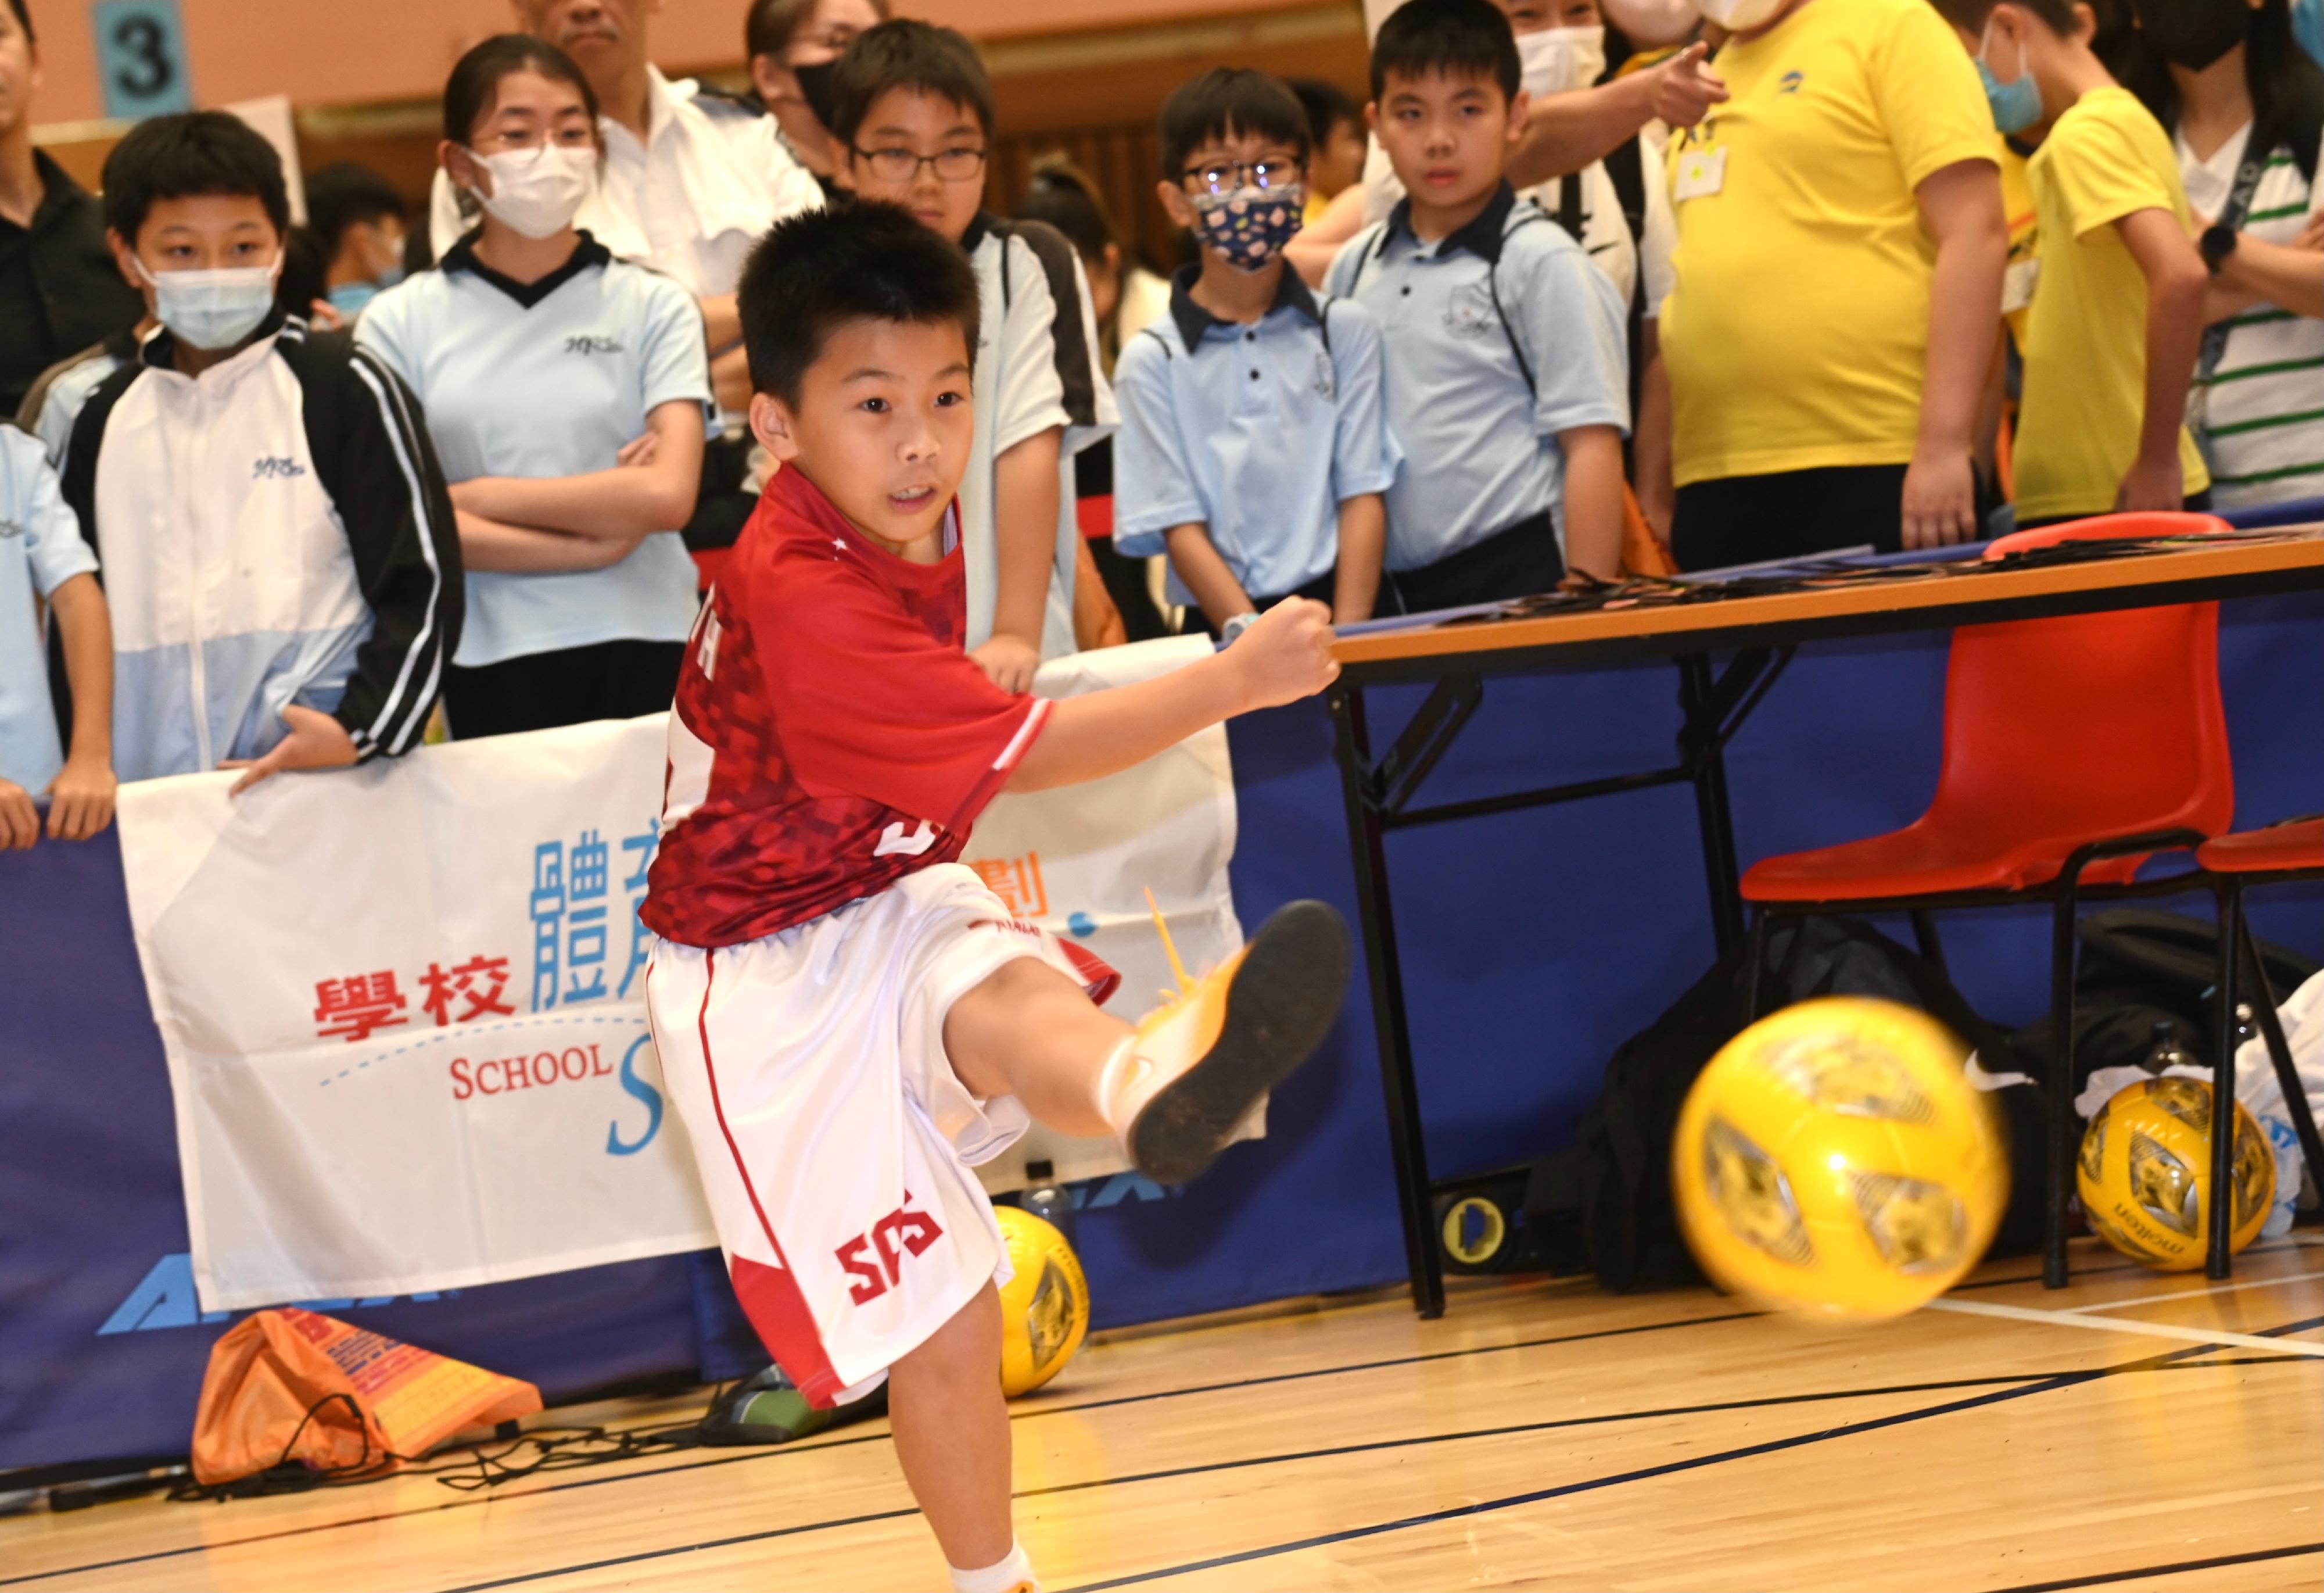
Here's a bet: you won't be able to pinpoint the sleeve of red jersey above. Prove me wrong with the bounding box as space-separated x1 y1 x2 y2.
759 565 1050 832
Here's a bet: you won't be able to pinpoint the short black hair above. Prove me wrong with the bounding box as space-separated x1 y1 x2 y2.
1371 0 1522 104
825 19 995 148
302 162 405 252
740 201 980 407
443 34 600 146
5 0 33 45
1157 69 1312 181
1927 0 2076 34
1286 77 1359 146
103 111 291 246
1015 155 1117 261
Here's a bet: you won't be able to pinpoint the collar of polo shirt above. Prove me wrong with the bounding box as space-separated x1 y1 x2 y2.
441 230 613 310
1164 261 1324 350
1385 179 1520 264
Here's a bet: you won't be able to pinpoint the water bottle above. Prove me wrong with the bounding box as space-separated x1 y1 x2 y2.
1020 1159 1075 1245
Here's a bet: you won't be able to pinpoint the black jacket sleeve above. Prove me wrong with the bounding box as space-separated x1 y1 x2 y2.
296 331 464 761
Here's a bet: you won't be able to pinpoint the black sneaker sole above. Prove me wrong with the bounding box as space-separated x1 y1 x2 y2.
1127 899 1353 1186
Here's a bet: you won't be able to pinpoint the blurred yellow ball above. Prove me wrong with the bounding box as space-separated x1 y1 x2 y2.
1672 997 2008 1320
2077 1076 2272 1271
995 1205 1090 1397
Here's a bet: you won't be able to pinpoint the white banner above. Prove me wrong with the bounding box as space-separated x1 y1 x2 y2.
117 638 1239 1311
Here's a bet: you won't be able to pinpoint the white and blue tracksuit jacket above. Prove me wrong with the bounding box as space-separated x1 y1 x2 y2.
60 314 461 782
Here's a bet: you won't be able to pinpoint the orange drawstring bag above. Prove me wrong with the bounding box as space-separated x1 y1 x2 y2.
190 1308 541 1485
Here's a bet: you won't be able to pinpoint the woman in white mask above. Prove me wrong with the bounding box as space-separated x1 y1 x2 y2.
357 35 713 739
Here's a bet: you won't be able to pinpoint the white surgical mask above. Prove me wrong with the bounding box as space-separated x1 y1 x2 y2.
462 144 595 239
1515 26 1609 99
135 254 281 352
1692 0 1789 30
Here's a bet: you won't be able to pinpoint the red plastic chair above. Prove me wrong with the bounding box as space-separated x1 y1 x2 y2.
2196 818 2324 1276
1738 511 2237 1287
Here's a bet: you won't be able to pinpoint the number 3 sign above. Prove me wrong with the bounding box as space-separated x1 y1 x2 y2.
93 0 192 119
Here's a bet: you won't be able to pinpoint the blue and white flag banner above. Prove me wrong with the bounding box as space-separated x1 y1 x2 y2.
115 638 1239 1312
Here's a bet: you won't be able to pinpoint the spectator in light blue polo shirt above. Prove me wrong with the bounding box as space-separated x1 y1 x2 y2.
1325 0 1629 612
357 36 710 739
0 424 113 846
1116 69 1397 637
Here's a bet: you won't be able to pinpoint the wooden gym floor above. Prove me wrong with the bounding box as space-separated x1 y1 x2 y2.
6 1234 2321 1593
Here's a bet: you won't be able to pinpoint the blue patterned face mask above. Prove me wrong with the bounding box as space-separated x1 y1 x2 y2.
1190 184 1306 272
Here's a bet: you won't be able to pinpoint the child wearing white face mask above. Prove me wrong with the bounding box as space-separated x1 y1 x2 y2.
357 36 715 739
62 111 461 790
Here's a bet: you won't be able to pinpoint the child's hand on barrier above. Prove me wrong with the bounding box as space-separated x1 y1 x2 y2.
221 706 361 796
0 777 38 850
1227 597 1340 711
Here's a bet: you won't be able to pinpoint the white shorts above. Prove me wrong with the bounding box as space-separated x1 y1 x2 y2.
645 862 1117 1406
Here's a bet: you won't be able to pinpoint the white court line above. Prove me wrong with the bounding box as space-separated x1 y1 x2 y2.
2072 1267 2324 1314
1927 1296 2324 1358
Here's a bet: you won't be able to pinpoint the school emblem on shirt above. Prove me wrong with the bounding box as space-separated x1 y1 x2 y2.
1779 69 1805 94
1443 282 1495 340
250 457 306 479
0 517 21 539
1312 350 1336 400
564 335 627 356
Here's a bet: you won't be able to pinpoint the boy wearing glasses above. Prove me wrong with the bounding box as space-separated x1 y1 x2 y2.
826 20 1112 690
1113 69 1397 636
1325 0 1629 608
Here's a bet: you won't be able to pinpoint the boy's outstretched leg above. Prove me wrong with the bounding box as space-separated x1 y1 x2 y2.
887 1284 1035 1592
946 900 1353 1184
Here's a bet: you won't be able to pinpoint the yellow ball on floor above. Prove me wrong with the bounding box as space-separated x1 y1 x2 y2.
1672 997 2008 1320
996 1206 1090 1397
2077 1076 2273 1271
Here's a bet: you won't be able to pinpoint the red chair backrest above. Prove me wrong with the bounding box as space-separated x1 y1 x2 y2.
1931 512 2235 887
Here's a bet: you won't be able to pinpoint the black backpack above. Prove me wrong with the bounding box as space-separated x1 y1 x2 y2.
1523 917 2013 1293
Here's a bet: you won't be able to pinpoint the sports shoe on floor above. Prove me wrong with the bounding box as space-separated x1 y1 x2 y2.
1101 898 1352 1185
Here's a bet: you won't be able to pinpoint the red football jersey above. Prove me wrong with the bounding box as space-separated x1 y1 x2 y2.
643 466 1050 948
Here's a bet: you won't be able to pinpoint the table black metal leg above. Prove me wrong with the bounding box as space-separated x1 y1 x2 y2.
2207 883 2241 1280
1328 683 1444 1317
1677 654 1748 956
2044 880 2081 1289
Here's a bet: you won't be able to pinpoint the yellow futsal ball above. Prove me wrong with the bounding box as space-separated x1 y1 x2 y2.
2077 1076 2272 1272
1672 997 2008 1320
995 1206 1090 1397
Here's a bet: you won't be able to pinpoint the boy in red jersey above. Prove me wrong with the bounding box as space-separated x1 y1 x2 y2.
641 203 1349 1593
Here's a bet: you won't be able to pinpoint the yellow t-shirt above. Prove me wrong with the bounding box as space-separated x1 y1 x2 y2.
2000 141 2039 352
1659 0 2000 486
2015 86 2210 521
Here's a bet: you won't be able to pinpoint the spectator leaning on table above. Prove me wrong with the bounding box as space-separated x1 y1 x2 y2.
1325 0 1631 607
1934 0 2212 524
1649 0 2008 570
2123 0 2324 507
360 37 712 740
0 424 112 848
1114 68 1397 635
0 0 145 418
62 112 461 791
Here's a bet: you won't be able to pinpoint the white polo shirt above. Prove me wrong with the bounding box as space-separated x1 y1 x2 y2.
0 425 98 789
957 213 1117 658
428 67 823 300
356 234 714 668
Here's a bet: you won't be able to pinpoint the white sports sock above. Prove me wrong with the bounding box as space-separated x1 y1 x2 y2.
1092 1034 1143 1135
948 1537 1039 1593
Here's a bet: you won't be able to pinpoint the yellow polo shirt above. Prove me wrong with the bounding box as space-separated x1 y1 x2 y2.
1659 0 1999 487
2014 87 2210 521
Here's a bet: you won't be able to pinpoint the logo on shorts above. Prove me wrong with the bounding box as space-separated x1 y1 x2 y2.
835 1191 945 1305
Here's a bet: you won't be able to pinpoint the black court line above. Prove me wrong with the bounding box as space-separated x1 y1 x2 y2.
1050 1311 2324 1593
0 1305 1763 1588
1993 1540 2324 1592
18 1253 2321 1589
426 1338 2324 1593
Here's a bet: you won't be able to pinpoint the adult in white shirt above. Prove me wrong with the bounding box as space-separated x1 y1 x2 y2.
427 0 822 414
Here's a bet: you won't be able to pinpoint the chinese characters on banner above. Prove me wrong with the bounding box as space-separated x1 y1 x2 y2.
314 822 657 1044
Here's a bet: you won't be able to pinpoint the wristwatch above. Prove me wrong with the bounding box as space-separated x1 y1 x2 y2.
1220 611 1260 645
2199 223 2239 277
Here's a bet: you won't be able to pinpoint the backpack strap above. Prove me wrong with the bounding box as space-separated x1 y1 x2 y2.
1553 173 1586 244
1487 212 1549 400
